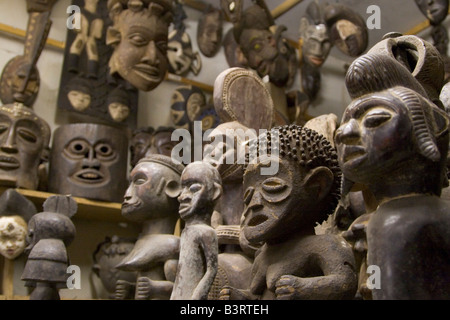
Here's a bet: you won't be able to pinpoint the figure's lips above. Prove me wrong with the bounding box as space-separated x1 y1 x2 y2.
178 203 191 215
133 64 161 81
308 56 324 66
0 156 20 170
72 169 104 184
122 200 141 210
247 214 268 227
342 146 366 164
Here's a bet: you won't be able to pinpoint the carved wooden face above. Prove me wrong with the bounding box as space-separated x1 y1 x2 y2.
122 158 181 222
197 9 223 57
0 103 49 190
178 162 220 220
108 10 169 91
242 157 305 243
48 124 128 202
415 0 449 25
300 21 331 67
108 102 130 122
148 130 176 157
68 90 91 112
0 216 27 260
130 131 153 167
335 92 413 184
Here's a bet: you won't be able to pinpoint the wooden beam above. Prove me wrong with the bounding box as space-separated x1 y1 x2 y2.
165 72 214 92
0 22 65 50
271 0 304 19
2 259 14 299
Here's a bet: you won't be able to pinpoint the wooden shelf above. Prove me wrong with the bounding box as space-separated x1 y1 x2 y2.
0 187 126 223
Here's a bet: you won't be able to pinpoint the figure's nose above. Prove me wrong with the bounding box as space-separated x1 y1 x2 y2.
141 41 159 65
247 189 264 211
335 119 360 145
0 127 18 153
82 148 101 169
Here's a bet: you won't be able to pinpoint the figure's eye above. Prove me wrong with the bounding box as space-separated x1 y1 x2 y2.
243 187 255 205
189 183 202 193
66 140 89 157
253 43 262 51
363 112 391 128
133 176 147 185
17 128 37 143
262 177 287 193
95 143 117 161
129 34 148 46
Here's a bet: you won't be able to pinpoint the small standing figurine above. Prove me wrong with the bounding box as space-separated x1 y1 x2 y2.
0 189 37 260
21 195 77 300
170 161 222 300
220 125 357 300
117 154 184 300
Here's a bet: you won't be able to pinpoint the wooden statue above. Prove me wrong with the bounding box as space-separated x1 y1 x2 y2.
299 1 368 102
117 154 184 300
92 235 137 299
107 0 174 92
21 195 77 300
167 2 202 76
48 123 128 203
335 47 450 299
0 189 37 260
220 125 357 300
0 0 58 107
170 161 222 300
0 103 51 191
222 28 248 69
223 0 297 89
197 5 223 58
58 0 139 128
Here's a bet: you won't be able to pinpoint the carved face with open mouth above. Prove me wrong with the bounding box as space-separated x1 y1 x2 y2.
242 157 301 244
49 123 128 202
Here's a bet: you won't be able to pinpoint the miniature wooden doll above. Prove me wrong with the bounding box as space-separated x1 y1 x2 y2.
106 0 174 92
220 125 357 300
335 49 450 299
0 189 37 260
0 103 51 190
117 154 184 300
21 195 77 300
171 161 222 300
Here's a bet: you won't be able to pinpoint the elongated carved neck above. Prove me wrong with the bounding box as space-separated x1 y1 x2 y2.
141 215 178 236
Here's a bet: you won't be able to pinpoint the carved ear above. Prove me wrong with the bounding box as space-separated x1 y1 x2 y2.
212 182 223 202
106 26 121 46
303 166 334 202
165 179 182 199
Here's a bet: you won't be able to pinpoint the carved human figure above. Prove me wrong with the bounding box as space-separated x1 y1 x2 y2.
130 127 155 168
415 0 449 25
197 6 223 58
107 0 174 91
231 1 297 88
170 85 207 131
117 154 184 300
107 87 131 123
65 76 92 112
220 125 357 300
92 236 137 299
335 52 450 299
0 189 37 260
48 123 128 202
170 161 222 300
68 0 103 78
21 195 77 300
0 103 51 190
